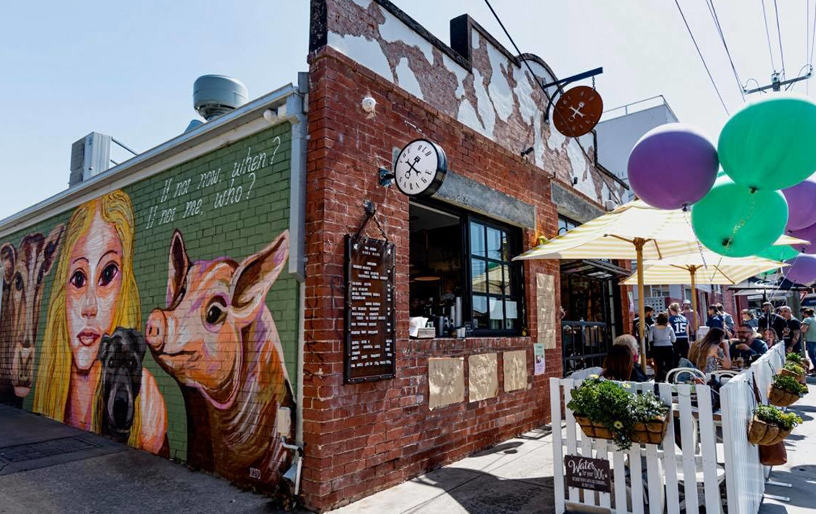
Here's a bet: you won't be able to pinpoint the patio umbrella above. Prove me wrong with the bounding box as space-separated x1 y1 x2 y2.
622 252 786 335
514 200 806 370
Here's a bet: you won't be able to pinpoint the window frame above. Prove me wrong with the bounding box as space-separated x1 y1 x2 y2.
409 198 525 338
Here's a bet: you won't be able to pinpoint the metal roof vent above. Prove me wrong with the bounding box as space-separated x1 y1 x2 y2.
193 75 248 121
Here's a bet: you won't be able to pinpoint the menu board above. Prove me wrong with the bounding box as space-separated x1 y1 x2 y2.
344 235 396 383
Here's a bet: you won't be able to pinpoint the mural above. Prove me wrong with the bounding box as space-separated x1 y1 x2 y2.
146 229 293 483
0 124 296 489
0 225 64 407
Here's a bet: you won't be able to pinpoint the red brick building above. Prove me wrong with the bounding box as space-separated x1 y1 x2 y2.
301 0 631 509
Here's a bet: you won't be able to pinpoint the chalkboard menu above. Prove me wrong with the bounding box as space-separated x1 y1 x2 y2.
344 235 396 383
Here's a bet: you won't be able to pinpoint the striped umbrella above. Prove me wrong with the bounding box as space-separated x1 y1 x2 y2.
514 200 806 370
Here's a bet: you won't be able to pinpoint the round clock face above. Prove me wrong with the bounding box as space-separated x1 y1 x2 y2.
553 85 604 138
394 139 447 197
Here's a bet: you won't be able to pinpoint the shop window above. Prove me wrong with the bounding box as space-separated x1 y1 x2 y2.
409 201 524 336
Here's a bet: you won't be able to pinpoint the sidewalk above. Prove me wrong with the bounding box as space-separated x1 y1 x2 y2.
0 403 285 514
329 427 555 514
759 377 816 514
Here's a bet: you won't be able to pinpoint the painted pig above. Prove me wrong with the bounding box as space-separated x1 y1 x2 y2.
0 225 64 407
145 229 293 486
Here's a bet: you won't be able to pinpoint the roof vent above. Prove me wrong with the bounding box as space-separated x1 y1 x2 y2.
193 75 248 121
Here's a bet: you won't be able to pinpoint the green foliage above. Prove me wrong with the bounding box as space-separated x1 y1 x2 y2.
755 404 803 431
773 373 809 395
783 361 805 375
786 352 804 365
567 378 669 451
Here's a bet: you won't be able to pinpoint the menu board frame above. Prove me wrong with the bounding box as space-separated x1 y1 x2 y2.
344 234 396 383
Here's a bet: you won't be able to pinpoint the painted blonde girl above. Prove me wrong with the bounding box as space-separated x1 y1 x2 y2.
33 190 166 452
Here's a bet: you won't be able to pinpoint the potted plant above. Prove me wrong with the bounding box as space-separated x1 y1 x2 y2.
781 361 807 384
631 392 671 444
748 404 802 445
768 374 808 407
786 352 804 366
567 378 669 450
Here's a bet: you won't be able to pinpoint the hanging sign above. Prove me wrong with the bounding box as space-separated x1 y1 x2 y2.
553 85 604 137
564 455 612 493
344 235 396 383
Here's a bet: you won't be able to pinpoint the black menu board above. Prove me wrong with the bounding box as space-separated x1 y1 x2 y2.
344 235 396 383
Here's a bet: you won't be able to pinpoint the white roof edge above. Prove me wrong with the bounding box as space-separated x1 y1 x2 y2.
0 83 298 235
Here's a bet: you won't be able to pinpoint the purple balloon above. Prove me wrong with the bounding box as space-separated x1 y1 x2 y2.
628 123 719 210
783 175 816 230
789 221 816 254
784 254 816 285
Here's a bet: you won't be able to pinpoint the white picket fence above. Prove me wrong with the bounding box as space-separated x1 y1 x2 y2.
551 379 722 514
720 342 786 514
552 342 788 514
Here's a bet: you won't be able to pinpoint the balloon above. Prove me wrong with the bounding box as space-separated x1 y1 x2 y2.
788 221 816 254
782 174 816 230
757 245 800 261
718 93 816 190
784 255 816 285
627 123 718 209
691 176 788 257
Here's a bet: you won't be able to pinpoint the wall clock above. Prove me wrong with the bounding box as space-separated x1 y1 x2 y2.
553 85 604 138
393 139 447 197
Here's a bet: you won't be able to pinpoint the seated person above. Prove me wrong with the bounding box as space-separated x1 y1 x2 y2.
602 344 637 382
730 324 769 362
691 327 732 373
613 334 647 382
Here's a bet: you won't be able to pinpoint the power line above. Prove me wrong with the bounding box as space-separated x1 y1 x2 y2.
761 0 778 72
674 0 730 114
773 0 786 77
482 0 622 204
705 0 745 101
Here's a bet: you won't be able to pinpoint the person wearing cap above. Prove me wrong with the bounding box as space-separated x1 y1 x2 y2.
758 302 787 341
681 300 699 342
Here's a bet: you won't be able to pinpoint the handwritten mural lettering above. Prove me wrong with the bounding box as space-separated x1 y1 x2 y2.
144 136 281 231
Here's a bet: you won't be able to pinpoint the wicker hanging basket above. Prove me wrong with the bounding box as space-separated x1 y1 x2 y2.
574 415 615 440
768 385 801 407
631 413 670 444
747 416 792 446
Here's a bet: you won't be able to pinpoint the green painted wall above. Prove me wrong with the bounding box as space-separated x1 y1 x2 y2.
0 123 297 474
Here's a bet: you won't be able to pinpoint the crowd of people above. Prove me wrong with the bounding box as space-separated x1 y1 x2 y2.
607 300 816 383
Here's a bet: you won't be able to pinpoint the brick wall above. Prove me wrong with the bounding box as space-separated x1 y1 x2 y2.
300 46 613 510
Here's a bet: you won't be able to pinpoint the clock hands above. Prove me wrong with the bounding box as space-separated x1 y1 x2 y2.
568 101 586 121
407 156 421 175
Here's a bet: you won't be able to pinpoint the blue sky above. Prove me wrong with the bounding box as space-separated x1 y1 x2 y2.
0 0 811 218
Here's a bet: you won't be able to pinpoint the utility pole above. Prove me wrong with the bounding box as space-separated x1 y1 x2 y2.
744 68 813 94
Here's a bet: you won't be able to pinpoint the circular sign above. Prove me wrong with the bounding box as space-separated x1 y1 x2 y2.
553 85 604 137
394 139 447 197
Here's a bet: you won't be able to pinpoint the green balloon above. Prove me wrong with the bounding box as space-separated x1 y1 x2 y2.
691 176 788 257
718 94 816 190
757 245 800 261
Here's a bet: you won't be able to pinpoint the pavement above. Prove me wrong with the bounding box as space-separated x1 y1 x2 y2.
0 402 292 514
759 377 816 514
328 428 555 514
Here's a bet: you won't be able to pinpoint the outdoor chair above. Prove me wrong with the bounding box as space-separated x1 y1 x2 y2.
666 367 705 384
567 367 603 380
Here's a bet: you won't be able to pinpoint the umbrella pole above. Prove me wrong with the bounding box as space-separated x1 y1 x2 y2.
690 267 698 340
635 239 647 372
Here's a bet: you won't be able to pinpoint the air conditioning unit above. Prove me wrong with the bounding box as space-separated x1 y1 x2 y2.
604 199 616 211
69 132 112 187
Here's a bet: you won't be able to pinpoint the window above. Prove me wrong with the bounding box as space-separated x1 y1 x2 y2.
409 201 524 336
558 216 579 236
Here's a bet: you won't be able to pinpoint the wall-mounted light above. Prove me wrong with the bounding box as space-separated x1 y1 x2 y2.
520 147 534 157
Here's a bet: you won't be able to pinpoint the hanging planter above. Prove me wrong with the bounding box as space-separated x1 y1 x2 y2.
747 405 802 446
567 378 669 450
768 374 808 407
783 355 808 384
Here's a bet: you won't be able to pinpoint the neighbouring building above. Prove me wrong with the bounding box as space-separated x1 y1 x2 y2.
0 0 634 511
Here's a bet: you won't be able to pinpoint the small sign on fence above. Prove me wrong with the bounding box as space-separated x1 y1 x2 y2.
564 455 611 493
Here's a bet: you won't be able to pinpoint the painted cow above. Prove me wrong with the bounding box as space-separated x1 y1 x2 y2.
145 229 294 486
0 225 64 407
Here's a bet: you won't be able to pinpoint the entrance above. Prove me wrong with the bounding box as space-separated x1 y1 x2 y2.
559 259 626 376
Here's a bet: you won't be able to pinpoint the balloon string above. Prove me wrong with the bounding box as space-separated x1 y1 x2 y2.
684 208 709 270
